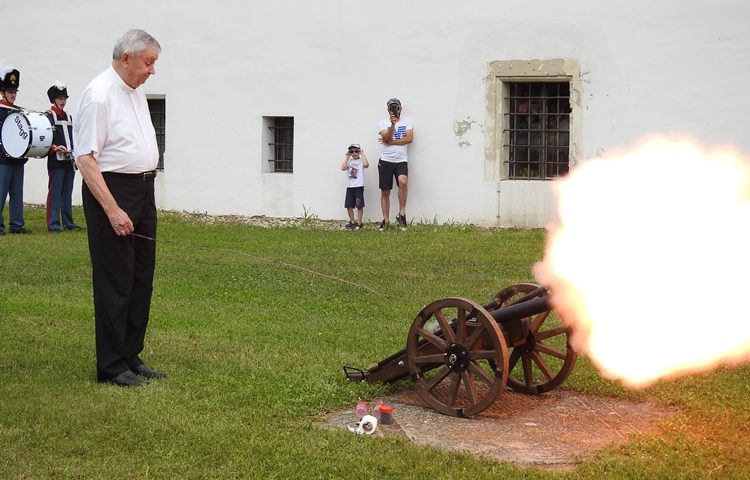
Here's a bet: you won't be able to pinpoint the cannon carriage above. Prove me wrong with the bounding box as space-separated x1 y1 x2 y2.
344 283 577 418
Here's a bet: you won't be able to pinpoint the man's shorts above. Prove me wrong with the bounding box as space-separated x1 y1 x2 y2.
344 186 365 209
378 160 408 190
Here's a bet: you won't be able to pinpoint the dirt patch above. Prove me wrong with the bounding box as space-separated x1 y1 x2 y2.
320 389 675 469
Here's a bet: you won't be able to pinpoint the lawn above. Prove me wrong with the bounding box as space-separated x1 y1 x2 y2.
1 206 749 479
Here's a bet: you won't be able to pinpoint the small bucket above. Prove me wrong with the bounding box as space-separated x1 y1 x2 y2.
378 404 394 425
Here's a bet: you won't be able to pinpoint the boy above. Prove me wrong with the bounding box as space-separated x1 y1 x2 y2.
341 143 369 229
0 63 31 235
45 81 81 232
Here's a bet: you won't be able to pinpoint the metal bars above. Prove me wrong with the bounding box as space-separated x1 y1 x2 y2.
147 98 166 170
503 82 570 180
267 117 294 173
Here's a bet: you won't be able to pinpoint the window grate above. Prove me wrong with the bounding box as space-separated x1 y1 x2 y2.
503 82 570 180
268 117 294 173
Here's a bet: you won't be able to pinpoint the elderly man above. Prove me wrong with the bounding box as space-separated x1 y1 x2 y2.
74 29 164 386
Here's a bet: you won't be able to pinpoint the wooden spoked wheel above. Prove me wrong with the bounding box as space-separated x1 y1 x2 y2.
490 284 577 395
406 297 509 418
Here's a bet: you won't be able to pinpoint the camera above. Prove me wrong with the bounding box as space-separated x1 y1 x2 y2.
389 103 399 116
56 151 73 162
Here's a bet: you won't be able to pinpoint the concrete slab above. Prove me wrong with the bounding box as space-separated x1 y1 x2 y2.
319 389 674 469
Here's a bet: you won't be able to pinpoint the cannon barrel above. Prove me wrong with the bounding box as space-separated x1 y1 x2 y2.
482 284 548 312
488 294 553 325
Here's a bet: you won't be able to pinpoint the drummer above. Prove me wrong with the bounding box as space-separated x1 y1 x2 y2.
0 64 31 235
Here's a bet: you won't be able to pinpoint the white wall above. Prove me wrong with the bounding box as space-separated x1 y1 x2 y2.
4 0 750 226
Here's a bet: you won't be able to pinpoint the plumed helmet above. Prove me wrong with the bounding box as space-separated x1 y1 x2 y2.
47 81 69 102
0 63 20 92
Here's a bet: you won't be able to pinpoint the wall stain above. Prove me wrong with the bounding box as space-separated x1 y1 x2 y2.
453 117 482 148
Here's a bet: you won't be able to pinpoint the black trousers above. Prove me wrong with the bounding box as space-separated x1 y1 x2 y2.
82 172 157 380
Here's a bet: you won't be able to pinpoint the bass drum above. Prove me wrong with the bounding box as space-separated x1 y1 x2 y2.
1 111 54 158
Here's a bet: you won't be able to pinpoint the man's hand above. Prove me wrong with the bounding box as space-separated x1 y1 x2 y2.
77 152 134 237
108 208 134 236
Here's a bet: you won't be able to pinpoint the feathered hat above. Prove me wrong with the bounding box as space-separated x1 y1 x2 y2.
47 80 69 102
0 62 20 92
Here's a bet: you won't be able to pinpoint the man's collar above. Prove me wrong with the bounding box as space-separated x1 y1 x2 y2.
109 64 136 93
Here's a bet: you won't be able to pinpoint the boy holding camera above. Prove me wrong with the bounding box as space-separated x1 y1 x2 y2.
341 143 369 229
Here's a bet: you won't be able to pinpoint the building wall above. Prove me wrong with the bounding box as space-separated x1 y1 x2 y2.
4 0 750 227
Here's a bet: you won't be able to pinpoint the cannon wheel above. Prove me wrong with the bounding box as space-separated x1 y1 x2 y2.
489 283 577 394
407 297 509 418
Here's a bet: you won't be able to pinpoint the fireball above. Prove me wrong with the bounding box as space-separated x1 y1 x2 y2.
534 137 750 388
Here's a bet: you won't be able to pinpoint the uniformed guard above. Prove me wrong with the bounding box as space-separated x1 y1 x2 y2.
0 63 31 235
45 81 81 232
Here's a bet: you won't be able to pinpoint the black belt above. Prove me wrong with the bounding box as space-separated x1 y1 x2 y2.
103 170 157 181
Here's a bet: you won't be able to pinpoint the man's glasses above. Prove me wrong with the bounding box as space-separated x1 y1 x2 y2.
348 149 360 153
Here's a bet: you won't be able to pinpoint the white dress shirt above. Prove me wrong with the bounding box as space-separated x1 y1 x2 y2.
74 66 158 174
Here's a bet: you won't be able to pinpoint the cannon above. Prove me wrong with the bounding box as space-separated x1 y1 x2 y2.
344 283 577 418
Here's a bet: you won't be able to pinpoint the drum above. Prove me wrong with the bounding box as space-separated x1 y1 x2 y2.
0 111 54 158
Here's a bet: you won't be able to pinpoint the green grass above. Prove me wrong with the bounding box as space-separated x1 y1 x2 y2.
1 206 749 479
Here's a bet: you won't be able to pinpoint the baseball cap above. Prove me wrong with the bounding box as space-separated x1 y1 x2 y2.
386 98 401 106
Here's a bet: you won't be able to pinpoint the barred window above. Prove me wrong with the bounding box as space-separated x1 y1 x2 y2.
504 82 570 180
147 97 166 171
266 117 294 173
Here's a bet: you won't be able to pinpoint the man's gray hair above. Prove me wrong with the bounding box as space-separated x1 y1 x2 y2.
112 29 161 60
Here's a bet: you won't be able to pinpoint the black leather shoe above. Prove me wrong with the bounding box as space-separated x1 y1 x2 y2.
133 364 166 379
10 228 32 234
100 370 148 386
